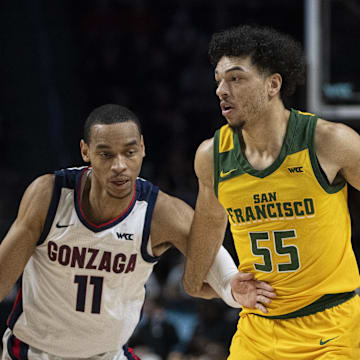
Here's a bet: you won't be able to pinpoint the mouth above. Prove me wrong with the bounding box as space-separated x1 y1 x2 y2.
110 178 130 187
220 102 234 116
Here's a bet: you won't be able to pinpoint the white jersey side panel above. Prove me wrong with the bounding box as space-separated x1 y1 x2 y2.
7 168 159 358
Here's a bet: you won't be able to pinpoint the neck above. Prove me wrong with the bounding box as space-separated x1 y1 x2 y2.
241 103 290 155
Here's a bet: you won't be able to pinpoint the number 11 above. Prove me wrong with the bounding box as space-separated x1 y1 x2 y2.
74 275 104 314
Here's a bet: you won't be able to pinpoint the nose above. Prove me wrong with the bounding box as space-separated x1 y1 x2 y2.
216 80 229 99
111 155 127 173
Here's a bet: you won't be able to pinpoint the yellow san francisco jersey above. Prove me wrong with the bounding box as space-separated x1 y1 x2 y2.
214 109 360 317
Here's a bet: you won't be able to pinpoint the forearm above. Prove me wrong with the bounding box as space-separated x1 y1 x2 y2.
0 259 24 302
184 140 229 296
183 210 225 294
0 238 24 302
183 246 241 308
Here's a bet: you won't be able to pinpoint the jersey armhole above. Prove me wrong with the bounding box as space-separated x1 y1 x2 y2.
37 173 63 246
308 117 346 194
141 185 160 263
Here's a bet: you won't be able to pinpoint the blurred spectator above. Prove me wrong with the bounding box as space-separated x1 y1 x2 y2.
184 300 237 359
131 298 179 360
162 256 199 354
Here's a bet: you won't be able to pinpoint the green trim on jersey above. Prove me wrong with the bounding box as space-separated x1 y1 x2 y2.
307 116 346 193
252 291 355 319
232 109 300 178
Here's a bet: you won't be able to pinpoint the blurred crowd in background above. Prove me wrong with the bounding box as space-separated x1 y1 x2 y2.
0 1 359 359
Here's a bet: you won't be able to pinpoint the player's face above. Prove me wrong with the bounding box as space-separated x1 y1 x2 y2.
215 56 269 130
81 121 145 200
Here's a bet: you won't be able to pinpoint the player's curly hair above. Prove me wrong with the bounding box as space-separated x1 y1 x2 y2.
84 104 142 143
208 25 306 99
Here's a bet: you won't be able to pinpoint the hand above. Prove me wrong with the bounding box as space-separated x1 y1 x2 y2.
230 272 276 313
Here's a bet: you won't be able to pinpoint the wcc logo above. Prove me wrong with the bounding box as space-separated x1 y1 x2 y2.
116 232 134 240
288 166 304 174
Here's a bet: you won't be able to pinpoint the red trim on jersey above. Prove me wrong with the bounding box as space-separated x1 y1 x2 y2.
7 287 22 327
13 337 21 359
127 347 140 360
78 167 137 228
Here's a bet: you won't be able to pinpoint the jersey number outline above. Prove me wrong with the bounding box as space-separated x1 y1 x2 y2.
249 230 300 272
74 275 104 314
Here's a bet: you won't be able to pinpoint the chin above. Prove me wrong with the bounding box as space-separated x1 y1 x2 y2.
108 191 132 200
107 186 133 200
228 120 245 131
225 114 244 129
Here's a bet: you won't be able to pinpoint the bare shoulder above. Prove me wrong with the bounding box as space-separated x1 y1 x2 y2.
151 190 181 222
150 190 194 256
315 118 358 144
315 118 360 162
18 174 55 228
194 137 214 185
23 174 54 205
196 137 214 158
314 118 360 186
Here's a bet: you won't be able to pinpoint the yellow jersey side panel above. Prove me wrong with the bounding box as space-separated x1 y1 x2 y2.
219 124 234 153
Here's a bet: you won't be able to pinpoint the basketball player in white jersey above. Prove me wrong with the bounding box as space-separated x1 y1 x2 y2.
0 104 275 360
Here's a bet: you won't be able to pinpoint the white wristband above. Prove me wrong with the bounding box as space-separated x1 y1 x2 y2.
205 246 242 308
221 278 242 308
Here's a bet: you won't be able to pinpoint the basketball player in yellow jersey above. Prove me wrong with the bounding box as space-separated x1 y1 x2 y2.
183 25 360 359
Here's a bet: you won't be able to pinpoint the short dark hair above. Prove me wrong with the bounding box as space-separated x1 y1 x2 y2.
208 24 305 99
83 104 142 143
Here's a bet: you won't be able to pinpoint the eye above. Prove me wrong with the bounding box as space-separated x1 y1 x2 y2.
127 149 137 157
99 152 113 159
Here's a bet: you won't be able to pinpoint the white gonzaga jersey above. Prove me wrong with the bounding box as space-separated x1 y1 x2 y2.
6 167 159 358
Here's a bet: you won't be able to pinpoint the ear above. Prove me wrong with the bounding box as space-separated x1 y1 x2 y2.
140 135 146 157
268 73 282 97
80 139 90 163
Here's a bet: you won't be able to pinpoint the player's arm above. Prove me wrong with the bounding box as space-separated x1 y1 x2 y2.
182 138 228 296
150 189 221 299
315 119 360 190
0 174 54 301
180 140 276 311
151 184 276 310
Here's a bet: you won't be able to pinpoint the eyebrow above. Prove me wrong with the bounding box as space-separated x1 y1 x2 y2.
95 140 139 150
124 140 139 147
215 66 247 75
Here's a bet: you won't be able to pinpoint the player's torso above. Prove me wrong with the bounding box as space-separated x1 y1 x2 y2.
214 110 360 316
9 167 159 357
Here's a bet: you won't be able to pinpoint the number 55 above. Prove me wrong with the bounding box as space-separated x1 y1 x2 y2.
249 230 300 273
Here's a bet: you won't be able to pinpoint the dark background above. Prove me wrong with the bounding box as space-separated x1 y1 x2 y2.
0 1 359 359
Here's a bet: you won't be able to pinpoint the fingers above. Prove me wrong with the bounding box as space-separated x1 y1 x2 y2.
255 280 275 292
255 302 268 314
256 295 271 305
254 290 276 313
255 294 273 313
256 288 277 298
